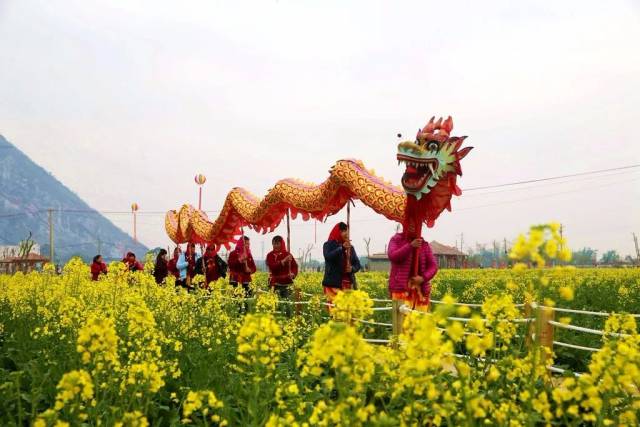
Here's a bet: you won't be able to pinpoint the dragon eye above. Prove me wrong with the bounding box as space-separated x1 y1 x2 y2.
427 141 439 151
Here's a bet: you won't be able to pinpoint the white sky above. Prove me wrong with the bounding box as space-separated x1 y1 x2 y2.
1 0 639 259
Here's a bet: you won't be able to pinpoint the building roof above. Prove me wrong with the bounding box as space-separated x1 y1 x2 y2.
429 241 466 256
0 253 50 263
369 240 466 260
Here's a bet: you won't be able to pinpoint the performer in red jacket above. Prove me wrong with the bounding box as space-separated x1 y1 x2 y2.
90 255 108 281
228 236 256 299
202 244 221 286
266 235 298 314
123 252 144 272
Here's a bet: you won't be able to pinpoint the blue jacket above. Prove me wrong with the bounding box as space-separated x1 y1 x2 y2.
322 240 361 288
176 253 189 280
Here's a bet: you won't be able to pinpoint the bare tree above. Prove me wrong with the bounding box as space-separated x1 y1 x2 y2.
363 237 371 271
297 244 314 271
363 238 371 259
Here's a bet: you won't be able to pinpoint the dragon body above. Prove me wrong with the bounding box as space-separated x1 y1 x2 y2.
165 116 471 248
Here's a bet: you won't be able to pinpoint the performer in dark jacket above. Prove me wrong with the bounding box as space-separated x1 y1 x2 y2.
184 243 197 287
167 247 180 279
322 222 361 303
154 249 169 284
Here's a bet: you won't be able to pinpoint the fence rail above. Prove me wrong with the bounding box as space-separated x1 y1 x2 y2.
212 287 639 377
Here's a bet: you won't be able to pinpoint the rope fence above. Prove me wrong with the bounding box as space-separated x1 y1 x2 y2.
355 318 393 327
548 320 631 338
552 340 599 353
200 286 639 377
540 305 640 318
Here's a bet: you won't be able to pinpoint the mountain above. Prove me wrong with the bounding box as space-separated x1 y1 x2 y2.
0 134 148 263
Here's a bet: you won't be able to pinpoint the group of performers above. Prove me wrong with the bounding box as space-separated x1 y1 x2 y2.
142 220 438 312
90 220 438 312
89 225 437 313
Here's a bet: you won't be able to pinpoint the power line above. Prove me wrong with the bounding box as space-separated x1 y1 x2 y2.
457 176 640 212
463 168 640 197
463 164 640 192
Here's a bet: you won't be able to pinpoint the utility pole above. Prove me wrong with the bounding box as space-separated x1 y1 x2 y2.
503 237 508 268
633 233 640 265
48 209 54 263
460 233 464 252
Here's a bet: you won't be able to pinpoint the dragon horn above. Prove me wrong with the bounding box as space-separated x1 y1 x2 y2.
434 117 443 129
456 145 473 160
423 116 436 133
442 116 453 134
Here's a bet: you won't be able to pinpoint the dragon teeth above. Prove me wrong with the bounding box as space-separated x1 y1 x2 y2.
428 163 435 175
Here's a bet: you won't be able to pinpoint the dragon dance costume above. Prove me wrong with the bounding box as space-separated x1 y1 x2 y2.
164 115 471 308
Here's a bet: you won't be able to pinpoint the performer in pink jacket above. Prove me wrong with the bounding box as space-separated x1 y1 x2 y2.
387 232 438 311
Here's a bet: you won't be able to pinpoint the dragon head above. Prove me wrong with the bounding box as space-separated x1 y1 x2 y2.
397 116 471 200
397 116 472 230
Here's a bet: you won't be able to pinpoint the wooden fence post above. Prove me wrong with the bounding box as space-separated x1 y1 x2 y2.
538 305 555 362
392 300 404 338
294 287 301 316
525 302 555 363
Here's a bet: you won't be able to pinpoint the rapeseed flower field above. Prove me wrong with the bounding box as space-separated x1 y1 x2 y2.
1 224 639 425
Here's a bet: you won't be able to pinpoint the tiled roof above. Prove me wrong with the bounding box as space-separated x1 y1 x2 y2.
369 240 466 260
0 253 50 263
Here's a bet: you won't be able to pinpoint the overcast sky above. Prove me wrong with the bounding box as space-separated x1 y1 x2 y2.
1 0 639 259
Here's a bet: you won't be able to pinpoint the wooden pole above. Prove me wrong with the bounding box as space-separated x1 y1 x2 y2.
133 211 137 242
345 201 352 277
198 187 203 210
286 210 292 275
286 210 291 253
346 201 351 231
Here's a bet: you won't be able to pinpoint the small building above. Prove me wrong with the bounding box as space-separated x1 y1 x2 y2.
367 240 467 271
429 241 467 268
0 253 50 274
0 244 41 259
